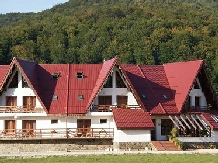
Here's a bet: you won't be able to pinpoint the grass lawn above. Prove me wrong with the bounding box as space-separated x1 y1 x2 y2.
0 154 218 163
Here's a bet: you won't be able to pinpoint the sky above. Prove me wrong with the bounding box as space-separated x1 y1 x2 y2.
0 0 69 14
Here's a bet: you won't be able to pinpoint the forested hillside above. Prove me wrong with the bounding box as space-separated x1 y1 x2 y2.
1 0 218 92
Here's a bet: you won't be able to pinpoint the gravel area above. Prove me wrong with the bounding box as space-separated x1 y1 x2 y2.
1 149 218 159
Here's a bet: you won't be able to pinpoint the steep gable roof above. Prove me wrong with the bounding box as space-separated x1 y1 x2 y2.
0 65 10 88
122 64 177 114
0 58 47 113
112 109 154 129
86 58 117 112
164 60 203 112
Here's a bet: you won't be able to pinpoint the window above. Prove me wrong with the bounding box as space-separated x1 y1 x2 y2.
161 119 173 135
51 119 58 124
98 96 112 105
194 80 200 89
22 76 29 88
117 95 127 107
103 75 113 88
9 71 18 88
77 72 84 79
78 94 84 100
116 71 126 88
100 119 107 124
195 96 200 107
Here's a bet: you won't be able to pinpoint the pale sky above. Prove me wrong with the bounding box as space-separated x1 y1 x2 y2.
0 0 69 14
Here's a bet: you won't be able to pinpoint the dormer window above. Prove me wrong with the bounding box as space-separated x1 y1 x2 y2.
78 94 84 100
52 72 60 79
77 72 84 79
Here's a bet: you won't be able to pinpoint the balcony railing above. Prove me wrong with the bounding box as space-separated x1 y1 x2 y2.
0 128 114 140
0 106 42 113
90 105 140 112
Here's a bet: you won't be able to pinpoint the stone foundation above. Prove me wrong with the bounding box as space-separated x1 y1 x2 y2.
0 138 113 154
182 142 218 150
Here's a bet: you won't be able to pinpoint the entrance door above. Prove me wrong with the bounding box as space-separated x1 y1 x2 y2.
151 119 156 141
77 119 91 137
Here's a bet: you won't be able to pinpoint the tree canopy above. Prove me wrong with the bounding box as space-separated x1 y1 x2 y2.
1 0 218 93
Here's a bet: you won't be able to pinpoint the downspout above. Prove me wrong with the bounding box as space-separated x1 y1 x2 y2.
66 64 70 138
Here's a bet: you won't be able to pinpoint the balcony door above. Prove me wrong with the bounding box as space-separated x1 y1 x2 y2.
117 95 127 108
22 120 36 132
77 119 91 136
6 96 17 106
5 120 15 133
23 96 36 111
98 96 112 105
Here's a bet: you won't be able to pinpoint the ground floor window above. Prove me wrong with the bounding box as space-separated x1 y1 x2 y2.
161 119 173 135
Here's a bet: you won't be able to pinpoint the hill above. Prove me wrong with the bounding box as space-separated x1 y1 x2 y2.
1 0 218 92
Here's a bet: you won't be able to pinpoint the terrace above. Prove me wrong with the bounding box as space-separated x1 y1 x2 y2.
0 128 114 140
90 105 140 112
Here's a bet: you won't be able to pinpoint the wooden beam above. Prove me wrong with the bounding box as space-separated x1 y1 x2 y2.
185 114 197 130
180 115 191 129
174 116 186 131
196 114 209 128
190 114 203 130
169 115 180 129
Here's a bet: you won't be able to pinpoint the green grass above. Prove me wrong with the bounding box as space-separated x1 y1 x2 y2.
0 154 218 163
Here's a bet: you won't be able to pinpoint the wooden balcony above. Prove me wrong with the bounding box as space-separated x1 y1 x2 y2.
0 106 42 113
0 128 114 140
90 105 140 112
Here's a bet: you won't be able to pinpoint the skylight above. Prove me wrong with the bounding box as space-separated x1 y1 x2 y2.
78 94 84 100
141 94 147 100
163 94 168 99
77 72 84 79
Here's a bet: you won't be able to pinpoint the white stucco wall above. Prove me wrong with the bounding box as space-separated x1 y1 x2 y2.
153 116 169 141
0 69 43 109
93 67 138 106
189 78 207 108
178 130 218 142
113 129 151 142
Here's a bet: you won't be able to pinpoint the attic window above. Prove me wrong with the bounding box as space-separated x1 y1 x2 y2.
52 72 60 79
53 95 58 101
22 76 29 88
78 94 84 100
77 72 84 79
141 94 147 100
163 94 168 99
194 80 200 89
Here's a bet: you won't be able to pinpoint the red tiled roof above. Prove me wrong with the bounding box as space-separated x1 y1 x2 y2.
122 64 177 114
164 60 203 112
0 65 10 87
86 58 117 111
112 109 154 129
201 111 218 130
